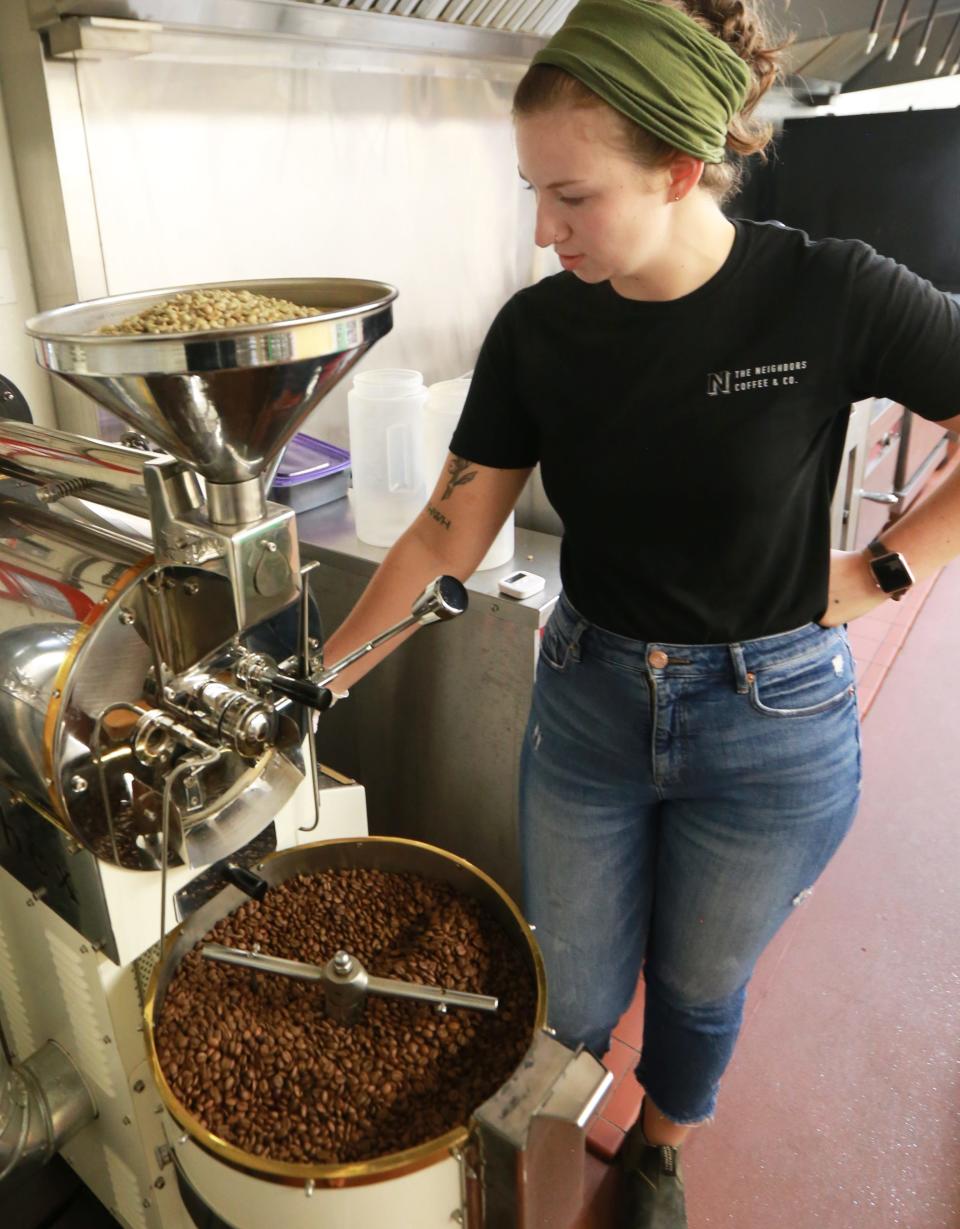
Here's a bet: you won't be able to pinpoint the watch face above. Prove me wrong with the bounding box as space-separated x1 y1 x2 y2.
872 552 914 594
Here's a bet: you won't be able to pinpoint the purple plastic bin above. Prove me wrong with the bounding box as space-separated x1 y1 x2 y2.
269 434 351 513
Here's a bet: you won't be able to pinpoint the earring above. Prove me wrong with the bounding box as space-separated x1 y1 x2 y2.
674 192 682 202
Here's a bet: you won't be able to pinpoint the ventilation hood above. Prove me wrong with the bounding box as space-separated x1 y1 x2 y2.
28 0 578 65
778 0 960 98
27 0 960 93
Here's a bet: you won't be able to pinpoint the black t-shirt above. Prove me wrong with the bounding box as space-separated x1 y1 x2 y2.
450 219 960 643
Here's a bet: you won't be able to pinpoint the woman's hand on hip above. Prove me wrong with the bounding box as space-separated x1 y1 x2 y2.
818 549 887 627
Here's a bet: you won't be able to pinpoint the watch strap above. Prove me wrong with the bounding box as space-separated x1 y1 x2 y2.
865 539 890 559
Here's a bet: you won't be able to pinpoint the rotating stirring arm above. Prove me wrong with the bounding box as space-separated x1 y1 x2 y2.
201 943 498 1026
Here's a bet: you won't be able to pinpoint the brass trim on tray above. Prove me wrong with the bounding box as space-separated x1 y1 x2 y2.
143 835 547 1187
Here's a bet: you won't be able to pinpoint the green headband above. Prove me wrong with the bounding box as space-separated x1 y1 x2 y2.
531 0 751 164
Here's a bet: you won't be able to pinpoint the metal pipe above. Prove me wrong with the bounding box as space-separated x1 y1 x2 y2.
205 478 267 526
0 1036 97 1184
936 13 960 70
886 0 912 60
0 420 154 516
866 0 889 53
915 0 940 64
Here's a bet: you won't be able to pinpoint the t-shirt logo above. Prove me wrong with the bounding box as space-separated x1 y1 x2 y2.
707 371 732 396
706 360 809 396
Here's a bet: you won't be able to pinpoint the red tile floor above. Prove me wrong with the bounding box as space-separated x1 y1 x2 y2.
573 547 960 1227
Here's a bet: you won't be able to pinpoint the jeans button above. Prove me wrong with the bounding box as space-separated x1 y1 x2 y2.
648 649 669 669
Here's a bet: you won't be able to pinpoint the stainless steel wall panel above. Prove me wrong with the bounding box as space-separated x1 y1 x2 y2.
0 2 103 435
70 49 534 454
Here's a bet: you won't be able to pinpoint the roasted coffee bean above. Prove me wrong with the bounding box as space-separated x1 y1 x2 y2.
156 868 536 1165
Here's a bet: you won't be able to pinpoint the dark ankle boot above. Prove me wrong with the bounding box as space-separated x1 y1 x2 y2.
619 1106 688 1229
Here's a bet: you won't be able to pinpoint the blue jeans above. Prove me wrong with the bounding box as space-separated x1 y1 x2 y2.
519 593 862 1125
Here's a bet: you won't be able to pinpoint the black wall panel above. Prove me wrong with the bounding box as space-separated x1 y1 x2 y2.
727 109 960 292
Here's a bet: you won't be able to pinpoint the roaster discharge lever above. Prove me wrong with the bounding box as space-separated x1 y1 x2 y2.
235 575 468 712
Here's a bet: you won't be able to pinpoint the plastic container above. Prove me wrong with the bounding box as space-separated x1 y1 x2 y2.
347 369 428 547
269 434 350 513
423 377 515 571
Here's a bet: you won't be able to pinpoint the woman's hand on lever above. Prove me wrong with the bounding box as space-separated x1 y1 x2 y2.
320 454 532 692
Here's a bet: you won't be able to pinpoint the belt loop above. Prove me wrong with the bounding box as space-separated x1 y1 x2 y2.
569 617 589 663
729 643 749 694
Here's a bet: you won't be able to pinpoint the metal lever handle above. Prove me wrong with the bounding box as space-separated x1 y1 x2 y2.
858 489 901 505
267 674 335 711
317 575 468 689
222 863 269 901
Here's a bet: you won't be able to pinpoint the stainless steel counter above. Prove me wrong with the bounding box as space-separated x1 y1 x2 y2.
297 497 563 905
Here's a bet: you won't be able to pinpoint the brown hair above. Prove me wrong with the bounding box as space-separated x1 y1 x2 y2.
513 0 789 203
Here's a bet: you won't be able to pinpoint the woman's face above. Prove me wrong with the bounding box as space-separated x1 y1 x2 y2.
515 105 676 285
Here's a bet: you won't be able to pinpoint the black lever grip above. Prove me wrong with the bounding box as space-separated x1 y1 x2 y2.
223 863 268 901
268 673 335 711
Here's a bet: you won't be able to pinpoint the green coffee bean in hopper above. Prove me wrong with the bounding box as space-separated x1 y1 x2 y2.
98 288 321 334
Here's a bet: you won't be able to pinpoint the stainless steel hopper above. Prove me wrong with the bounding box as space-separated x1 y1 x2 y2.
25 277 397 495
24 278 397 633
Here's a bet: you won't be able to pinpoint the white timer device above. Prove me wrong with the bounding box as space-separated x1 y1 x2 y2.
498 570 546 599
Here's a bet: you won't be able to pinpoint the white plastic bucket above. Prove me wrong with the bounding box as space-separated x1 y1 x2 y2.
347 369 428 547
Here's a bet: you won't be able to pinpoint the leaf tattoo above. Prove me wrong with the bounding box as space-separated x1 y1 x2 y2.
442 456 478 502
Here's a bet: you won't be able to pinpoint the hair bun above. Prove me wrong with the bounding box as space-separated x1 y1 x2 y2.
669 0 788 158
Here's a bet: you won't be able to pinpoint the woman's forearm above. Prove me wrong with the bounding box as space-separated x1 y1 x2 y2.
318 522 472 692
318 457 531 692
879 439 960 579
822 425 960 626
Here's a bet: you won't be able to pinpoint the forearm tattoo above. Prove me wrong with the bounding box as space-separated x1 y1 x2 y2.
427 504 451 530
442 456 478 501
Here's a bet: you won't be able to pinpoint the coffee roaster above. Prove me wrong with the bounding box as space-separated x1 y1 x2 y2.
0 280 611 1228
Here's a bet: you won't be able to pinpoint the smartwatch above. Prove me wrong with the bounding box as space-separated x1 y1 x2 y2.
865 539 915 601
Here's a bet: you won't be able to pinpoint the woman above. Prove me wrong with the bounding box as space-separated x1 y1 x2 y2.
323 2 960 1224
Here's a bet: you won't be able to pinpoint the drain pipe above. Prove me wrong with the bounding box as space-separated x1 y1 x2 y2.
0 1034 97 1183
